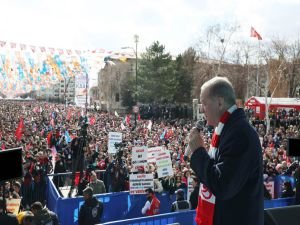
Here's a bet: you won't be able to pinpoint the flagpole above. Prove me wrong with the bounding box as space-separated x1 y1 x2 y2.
256 40 261 96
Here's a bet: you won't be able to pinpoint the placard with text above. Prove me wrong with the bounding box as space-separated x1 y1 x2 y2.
129 174 154 195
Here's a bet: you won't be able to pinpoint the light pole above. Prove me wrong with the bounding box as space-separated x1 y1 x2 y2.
121 34 139 129
134 35 139 103
134 34 139 129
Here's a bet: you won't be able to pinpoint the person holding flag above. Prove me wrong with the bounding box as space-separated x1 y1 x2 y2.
187 77 263 225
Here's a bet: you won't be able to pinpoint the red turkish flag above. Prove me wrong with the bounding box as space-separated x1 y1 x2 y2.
15 118 24 141
90 116 96 125
250 27 262 40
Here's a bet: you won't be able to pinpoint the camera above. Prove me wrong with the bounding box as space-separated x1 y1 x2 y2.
114 142 126 148
114 142 126 165
78 115 89 137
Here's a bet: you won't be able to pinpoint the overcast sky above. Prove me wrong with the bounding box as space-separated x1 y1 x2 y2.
1 0 300 55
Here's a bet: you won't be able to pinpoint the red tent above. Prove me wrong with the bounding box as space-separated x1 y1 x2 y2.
244 96 300 119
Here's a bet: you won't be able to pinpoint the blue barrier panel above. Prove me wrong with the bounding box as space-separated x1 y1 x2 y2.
101 210 197 225
46 178 177 225
46 177 60 212
46 177 296 225
264 197 295 209
274 175 295 199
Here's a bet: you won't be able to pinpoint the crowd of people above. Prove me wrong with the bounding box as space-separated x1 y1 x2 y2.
0 98 300 224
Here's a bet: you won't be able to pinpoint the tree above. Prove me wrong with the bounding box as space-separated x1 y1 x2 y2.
120 77 135 111
259 39 289 134
173 47 198 103
195 23 240 75
287 38 300 97
138 41 177 103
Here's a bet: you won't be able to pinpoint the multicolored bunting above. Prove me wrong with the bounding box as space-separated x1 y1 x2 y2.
0 41 6 47
10 42 16 48
0 39 137 96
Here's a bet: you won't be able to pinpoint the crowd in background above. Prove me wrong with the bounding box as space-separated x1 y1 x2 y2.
0 100 300 223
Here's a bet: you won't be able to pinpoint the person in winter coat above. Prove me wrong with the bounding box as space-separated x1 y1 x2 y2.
88 171 106 194
53 153 66 189
187 77 263 225
78 187 103 225
189 176 200 209
171 189 190 212
30 201 60 225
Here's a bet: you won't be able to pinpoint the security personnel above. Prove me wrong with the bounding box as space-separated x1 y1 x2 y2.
171 189 191 212
78 187 103 225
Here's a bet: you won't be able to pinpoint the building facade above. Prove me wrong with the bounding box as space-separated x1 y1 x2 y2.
98 58 136 112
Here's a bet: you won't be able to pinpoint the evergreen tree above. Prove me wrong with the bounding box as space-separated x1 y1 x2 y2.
173 47 198 103
120 77 135 111
138 41 177 103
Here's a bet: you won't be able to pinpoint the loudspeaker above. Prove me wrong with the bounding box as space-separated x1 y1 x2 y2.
264 205 300 225
287 138 300 157
0 147 23 183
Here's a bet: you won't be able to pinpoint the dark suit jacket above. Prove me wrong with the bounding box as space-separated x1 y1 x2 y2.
191 108 264 225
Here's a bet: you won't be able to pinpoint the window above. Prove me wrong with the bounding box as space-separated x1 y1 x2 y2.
115 93 120 102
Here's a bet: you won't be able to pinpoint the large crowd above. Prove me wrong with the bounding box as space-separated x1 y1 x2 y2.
0 100 300 224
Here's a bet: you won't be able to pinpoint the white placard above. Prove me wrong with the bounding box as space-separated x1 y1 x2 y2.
130 173 154 195
187 177 194 201
108 132 122 154
75 72 90 108
6 198 21 215
132 146 148 172
156 150 174 178
147 146 163 163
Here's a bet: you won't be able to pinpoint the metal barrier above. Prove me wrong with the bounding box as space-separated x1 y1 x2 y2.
47 170 106 197
100 210 197 225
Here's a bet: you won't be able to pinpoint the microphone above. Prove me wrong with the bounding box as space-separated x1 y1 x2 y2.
195 120 204 132
184 120 204 161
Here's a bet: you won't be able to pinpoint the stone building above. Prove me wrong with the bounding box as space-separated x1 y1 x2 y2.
98 58 136 112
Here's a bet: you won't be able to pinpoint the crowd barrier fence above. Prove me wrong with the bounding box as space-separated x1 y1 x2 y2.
46 176 297 225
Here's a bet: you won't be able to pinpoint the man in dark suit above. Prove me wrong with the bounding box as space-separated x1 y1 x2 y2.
187 77 264 225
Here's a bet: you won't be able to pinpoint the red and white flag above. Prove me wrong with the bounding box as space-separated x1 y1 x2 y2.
126 114 131 125
121 123 126 130
30 45 36 53
90 116 96 125
147 120 153 131
15 118 24 141
250 27 262 40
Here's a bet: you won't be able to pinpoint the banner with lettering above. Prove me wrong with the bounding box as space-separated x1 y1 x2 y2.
156 150 173 178
6 198 21 215
147 146 163 163
108 132 122 154
129 173 154 195
75 72 89 108
132 146 148 172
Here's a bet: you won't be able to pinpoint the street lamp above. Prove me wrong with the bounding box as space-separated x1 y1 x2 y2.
134 34 139 104
121 34 139 129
